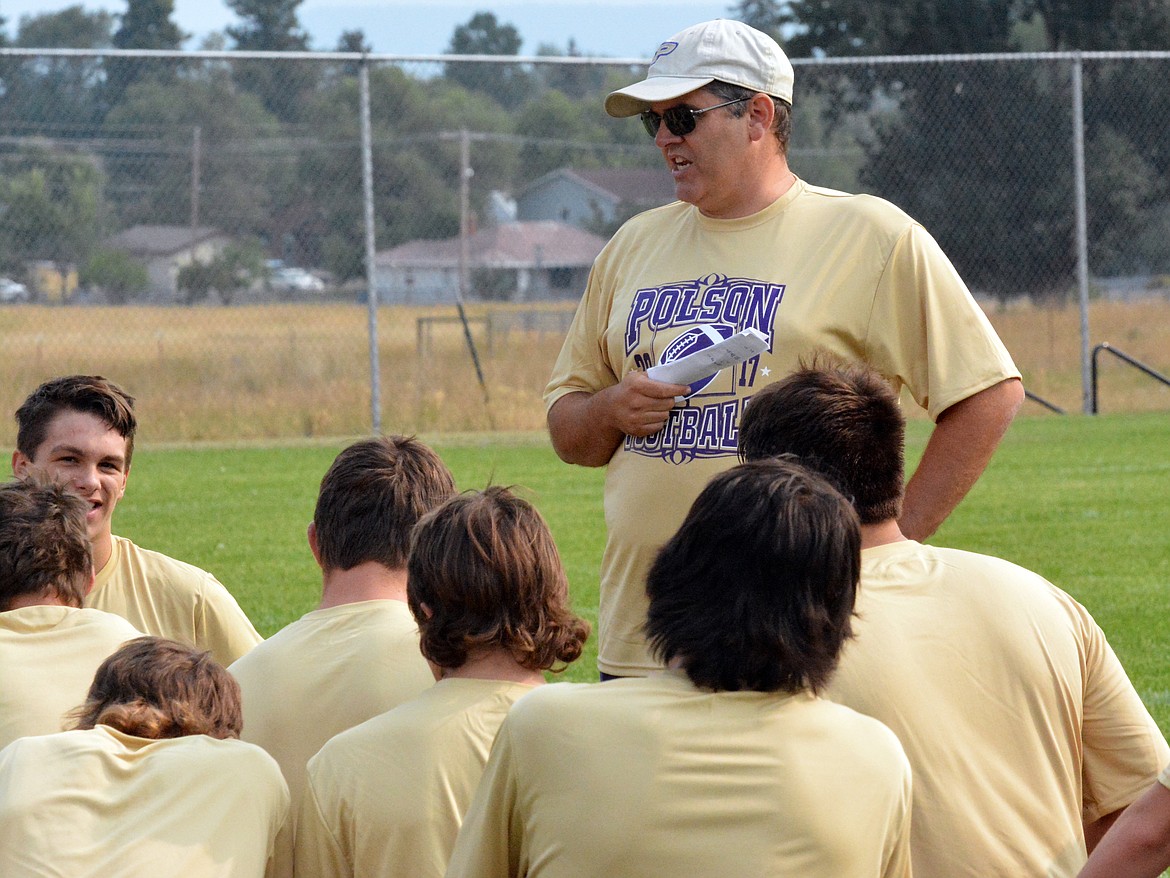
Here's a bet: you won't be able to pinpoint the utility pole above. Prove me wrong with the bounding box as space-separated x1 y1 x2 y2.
459 128 472 304
190 126 202 233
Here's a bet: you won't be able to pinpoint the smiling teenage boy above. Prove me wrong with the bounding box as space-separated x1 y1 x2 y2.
11 376 261 666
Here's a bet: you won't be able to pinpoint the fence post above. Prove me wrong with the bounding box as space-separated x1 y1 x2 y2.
1071 53 1092 414
360 56 382 434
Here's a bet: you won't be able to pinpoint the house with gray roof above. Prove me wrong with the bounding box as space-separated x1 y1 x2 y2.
374 221 608 305
516 167 678 231
103 225 232 301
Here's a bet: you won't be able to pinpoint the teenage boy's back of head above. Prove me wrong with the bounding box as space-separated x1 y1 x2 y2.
407 485 591 674
737 362 1169 877
738 363 905 524
312 435 457 573
0 478 93 611
230 435 454 835
0 479 141 750
446 462 913 878
645 459 860 694
0 637 289 878
297 485 590 878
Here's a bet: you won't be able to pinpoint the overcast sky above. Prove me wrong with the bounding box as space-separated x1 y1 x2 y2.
0 0 735 58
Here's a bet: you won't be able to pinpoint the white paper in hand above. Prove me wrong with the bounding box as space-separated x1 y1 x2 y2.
647 327 770 388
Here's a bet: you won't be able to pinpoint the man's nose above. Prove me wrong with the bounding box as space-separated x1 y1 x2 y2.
655 119 681 147
74 465 100 491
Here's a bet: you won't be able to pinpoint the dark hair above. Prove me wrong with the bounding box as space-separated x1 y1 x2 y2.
645 459 860 694
706 80 792 155
314 436 456 572
738 361 905 524
407 486 590 673
70 637 243 740
16 375 137 467
0 478 92 610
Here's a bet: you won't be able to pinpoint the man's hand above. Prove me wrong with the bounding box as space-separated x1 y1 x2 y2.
548 372 690 467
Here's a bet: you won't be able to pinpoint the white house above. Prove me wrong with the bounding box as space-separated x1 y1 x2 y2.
103 225 232 301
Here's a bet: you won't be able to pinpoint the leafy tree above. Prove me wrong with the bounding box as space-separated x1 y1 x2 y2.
113 0 185 48
177 239 265 304
102 74 286 236
81 249 151 304
107 0 187 107
859 61 1074 299
294 66 527 281
0 148 104 290
513 90 610 180
335 28 370 54
3 7 116 130
1022 0 1155 50
226 0 309 50
781 0 1017 57
728 0 786 40
1027 2 1170 273
15 4 114 47
445 12 533 108
534 39 608 99
781 0 1170 296
1082 125 1163 275
330 29 371 79
226 0 315 121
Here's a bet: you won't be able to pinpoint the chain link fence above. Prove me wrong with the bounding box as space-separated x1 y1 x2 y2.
2 47 1168 444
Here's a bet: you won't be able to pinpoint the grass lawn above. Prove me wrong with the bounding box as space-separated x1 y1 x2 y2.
112 412 1170 731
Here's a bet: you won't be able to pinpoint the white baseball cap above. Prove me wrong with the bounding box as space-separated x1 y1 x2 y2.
605 19 795 118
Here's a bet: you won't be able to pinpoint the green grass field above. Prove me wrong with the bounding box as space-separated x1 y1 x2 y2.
110 412 1170 731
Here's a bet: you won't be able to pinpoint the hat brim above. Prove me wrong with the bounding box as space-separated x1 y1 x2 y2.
604 75 717 117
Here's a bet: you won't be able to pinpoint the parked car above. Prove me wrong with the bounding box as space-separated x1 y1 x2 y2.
0 278 29 303
269 267 325 293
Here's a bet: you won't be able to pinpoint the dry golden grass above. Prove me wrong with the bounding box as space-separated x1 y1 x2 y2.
0 301 572 445
986 297 1170 415
1 296 1167 446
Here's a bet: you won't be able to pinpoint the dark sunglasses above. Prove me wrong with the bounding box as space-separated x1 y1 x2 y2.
639 96 751 138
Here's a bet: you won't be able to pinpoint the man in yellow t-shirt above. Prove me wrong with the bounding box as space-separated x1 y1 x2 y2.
0 637 288 878
447 462 911 878
230 436 454 855
739 363 1169 878
544 18 1023 678
0 478 141 749
295 487 590 878
11 375 260 666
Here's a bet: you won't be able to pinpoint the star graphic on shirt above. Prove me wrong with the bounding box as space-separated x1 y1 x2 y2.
759 366 771 377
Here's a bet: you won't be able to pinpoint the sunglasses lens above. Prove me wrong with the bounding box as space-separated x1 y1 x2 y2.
662 108 696 137
640 108 696 138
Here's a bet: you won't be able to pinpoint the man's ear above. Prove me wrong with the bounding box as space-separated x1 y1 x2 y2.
117 462 131 499
307 521 323 567
746 92 775 142
12 449 31 478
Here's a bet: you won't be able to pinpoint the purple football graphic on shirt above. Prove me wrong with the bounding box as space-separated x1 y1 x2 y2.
658 324 735 397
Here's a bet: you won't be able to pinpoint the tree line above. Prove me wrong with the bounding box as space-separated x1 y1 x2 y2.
2 0 1169 302
0 2 647 300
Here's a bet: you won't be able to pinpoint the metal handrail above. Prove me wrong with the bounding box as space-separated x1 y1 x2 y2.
1024 389 1065 415
1090 343 1170 414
